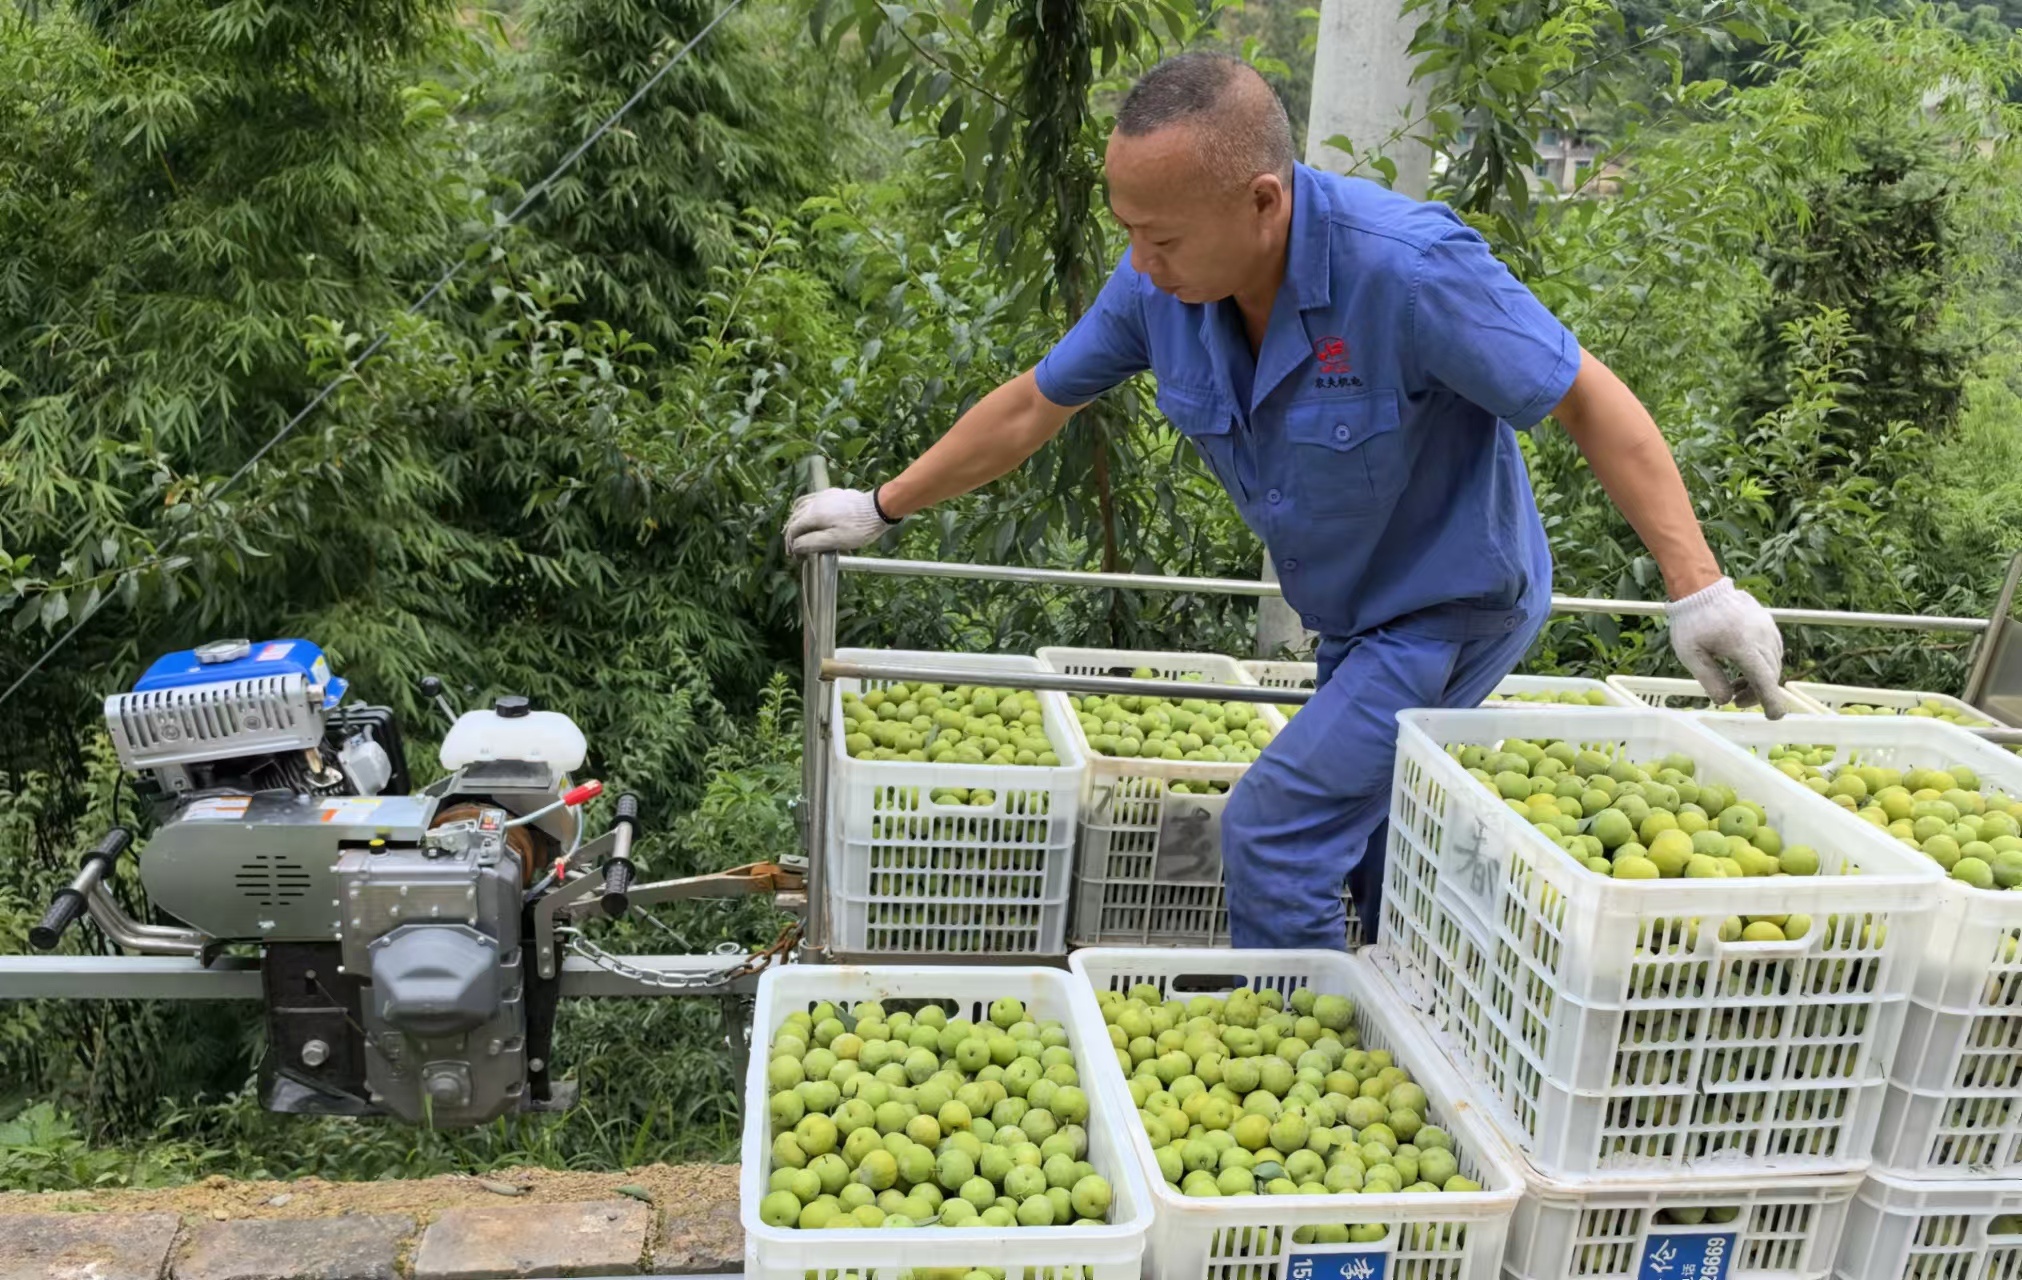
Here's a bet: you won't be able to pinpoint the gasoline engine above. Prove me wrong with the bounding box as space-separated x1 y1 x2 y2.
31 638 642 1127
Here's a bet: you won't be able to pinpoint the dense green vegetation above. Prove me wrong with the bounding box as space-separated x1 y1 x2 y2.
3 0 2021 1185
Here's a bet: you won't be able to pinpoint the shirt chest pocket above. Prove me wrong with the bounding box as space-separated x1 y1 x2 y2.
1158 386 1245 500
1282 390 1404 518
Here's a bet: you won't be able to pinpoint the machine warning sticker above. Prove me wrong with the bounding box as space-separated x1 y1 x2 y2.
256 641 294 662
1637 1229 1736 1280
1288 1251 1386 1280
319 797 384 823
184 797 251 821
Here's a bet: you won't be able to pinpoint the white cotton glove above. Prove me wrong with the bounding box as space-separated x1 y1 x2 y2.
784 487 900 555
1666 577 1791 719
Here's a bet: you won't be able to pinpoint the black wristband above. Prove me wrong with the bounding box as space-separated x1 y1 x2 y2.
870 485 901 524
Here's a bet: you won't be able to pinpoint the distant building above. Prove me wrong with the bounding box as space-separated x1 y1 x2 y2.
1442 124 1618 197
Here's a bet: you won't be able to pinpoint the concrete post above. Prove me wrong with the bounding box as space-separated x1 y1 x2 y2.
1255 0 1432 658
1303 0 1435 198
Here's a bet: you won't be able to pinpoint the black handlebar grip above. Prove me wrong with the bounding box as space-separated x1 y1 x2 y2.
599 858 636 919
613 794 640 831
32 828 134 950
88 827 134 866
30 891 86 951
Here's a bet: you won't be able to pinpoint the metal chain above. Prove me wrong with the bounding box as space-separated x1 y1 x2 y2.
558 923 798 991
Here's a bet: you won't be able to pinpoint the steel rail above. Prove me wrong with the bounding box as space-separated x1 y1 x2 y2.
0 953 763 1000
834 556 1992 634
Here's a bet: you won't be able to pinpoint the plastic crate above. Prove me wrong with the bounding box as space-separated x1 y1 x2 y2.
1240 664 1641 712
1486 675 1642 708
1695 714 2022 1177
1831 1166 2022 1280
1786 683 1997 725
829 649 1086 956
1066 947 1523 1280
739 962 1154 1280
1608 674 1830 714
1374 705 1944 1179
1036 649 1295 947
1502 1156 1864 1280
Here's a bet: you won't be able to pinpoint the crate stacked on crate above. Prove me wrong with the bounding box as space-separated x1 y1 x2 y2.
1038 648 1295 947
1067 946 1524 1280
826 649 1086 957
1485 674 1641 708
1370 704 1947 1278
1239 662 1640 713
1609 674 1829 714
739 962 1155 1280
1788 681 2022 758
1695 714 2022 1280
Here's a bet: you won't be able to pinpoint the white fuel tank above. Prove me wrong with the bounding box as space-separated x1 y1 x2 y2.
440 696 586 771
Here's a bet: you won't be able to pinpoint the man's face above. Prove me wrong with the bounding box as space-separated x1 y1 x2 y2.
1105 126 1283 305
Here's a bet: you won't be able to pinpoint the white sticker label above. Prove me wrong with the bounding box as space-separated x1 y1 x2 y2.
184 797 251 821
256 641 293 662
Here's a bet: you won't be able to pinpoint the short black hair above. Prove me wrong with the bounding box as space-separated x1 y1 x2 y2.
1115 53 1296 190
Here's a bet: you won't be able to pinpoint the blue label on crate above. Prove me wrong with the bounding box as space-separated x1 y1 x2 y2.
1637 1229 1737 1280
1288 1252 1387 1280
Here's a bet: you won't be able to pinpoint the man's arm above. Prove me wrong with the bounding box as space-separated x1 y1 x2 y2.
786 253 1149 555
1550 348 1789 714
878 370 1081 517
782 370 1082 554
1549 350 1721 601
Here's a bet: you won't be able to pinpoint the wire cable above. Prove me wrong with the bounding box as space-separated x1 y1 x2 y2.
0 0 750 712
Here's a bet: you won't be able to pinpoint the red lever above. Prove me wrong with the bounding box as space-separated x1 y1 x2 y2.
562 780 603 807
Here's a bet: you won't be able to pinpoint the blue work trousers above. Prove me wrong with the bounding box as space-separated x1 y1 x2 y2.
1224 606 1546 950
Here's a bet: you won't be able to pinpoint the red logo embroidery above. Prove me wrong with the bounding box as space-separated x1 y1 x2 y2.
1314 336 1351 375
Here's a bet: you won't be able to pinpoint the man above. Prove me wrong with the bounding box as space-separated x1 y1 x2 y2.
786 53 1787 950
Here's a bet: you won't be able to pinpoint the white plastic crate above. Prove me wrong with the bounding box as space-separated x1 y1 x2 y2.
740 962 1154 1280
829 649 1086 956
1503 1158 1864 1280
1240 663 1640 711
1831 1167 2022 1280
1695 714 2022 1176
1067 947 1523 1280
1788 682 2022 759
1787 683 1996 726
1037 648 1293 947
1609 674 1830 714
1374 705 1944 1179
1487 675 1642 708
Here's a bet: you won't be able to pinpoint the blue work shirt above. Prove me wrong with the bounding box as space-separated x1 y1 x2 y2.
1035 163 1573 641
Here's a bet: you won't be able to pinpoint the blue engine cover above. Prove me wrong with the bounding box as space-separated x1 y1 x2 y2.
134 638 349 709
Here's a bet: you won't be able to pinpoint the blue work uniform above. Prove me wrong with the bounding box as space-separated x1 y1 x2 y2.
1034 162 1576 950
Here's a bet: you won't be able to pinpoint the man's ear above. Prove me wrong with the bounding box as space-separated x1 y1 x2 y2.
1250 173 1288 218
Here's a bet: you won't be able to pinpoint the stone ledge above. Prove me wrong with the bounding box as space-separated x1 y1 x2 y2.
173 1213 416 1280
651 1198 742 1275
0 1211 182 1280
411 1200 654 1279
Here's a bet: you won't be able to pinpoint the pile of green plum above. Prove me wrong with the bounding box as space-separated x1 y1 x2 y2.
759 996 1116 1236
1768 746 2022 891
842 683 1061 782
1486 688 1615 706
1092 982 1481 1245
1073 670 1277 797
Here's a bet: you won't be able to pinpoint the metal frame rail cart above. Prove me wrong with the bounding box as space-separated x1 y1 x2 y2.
3 459 2021 1099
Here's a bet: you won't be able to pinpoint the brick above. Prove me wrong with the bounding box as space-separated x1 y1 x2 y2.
650 1200 741 1275
0 1212 181 1280
172 1214 414 1280
412 1200 650 1279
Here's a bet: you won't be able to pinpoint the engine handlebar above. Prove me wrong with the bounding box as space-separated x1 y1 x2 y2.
599 794 641 918
31 827 134 951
